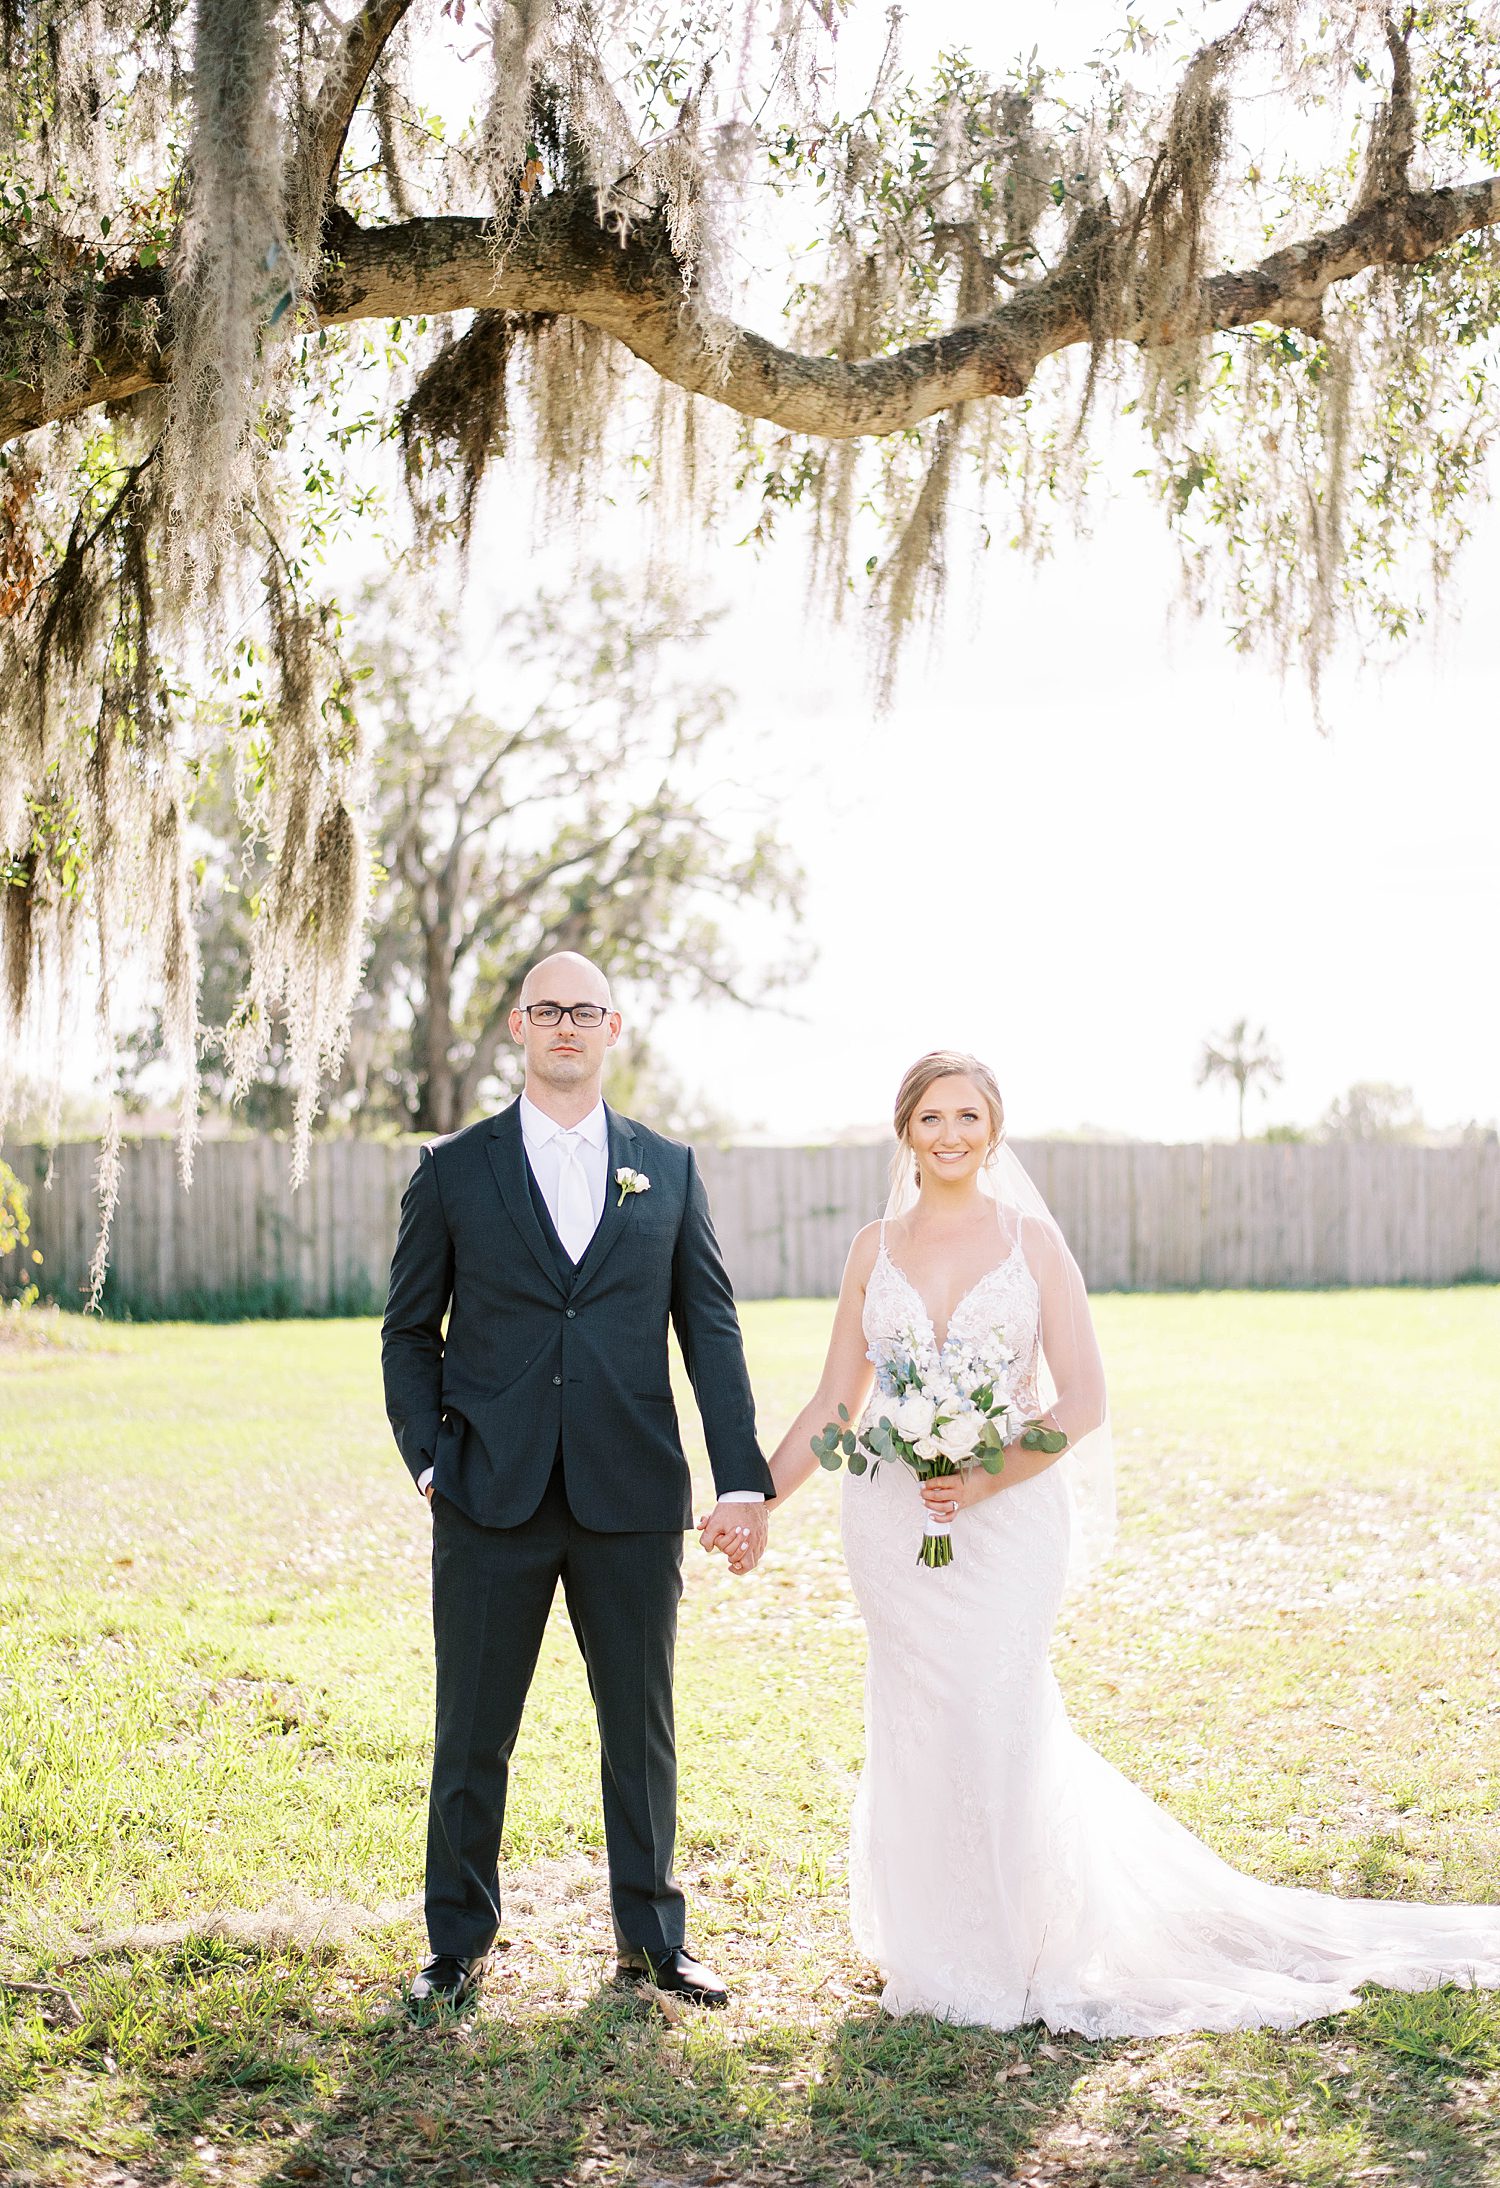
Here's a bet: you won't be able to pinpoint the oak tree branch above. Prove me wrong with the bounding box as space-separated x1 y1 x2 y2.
2 175 1496 447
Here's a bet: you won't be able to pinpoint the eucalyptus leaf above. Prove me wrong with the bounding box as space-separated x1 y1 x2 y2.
1021 1426 1068 1454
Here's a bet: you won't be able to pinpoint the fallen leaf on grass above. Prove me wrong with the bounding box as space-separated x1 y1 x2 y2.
639 1981 688 2026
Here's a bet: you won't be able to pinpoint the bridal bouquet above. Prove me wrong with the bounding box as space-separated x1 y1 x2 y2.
813 1327 1066 1568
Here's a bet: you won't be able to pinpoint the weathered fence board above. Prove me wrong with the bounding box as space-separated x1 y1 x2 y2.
4 1134 1497 1311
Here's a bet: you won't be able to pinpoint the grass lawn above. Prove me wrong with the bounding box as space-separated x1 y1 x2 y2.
3 1290 1500 2187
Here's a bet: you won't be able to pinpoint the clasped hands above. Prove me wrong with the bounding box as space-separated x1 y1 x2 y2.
697 1501 768 1577
425 1480 768 1573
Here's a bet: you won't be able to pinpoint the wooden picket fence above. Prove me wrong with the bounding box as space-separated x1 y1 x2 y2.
5 1133 1497 1314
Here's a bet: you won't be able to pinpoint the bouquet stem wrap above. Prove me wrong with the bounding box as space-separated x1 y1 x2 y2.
915 1457 958 1567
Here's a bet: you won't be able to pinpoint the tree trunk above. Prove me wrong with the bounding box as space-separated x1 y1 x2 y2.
414 906 459 1135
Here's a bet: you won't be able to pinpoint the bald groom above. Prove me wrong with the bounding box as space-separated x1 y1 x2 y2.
381 953 772 2012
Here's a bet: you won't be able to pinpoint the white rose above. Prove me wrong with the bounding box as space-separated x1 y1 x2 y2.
936 1411 984 1460
892 1392 937 1441
913 1435 942 1462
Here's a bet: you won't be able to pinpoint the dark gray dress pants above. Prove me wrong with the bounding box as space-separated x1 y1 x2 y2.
425 1462 686 1959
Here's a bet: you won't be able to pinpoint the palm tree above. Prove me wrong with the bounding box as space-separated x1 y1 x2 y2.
1197 1019 1284 1141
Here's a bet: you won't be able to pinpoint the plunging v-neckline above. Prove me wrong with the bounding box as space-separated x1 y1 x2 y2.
877 1236 1027 1353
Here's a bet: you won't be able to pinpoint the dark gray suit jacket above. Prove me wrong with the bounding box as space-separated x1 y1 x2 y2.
380 1100 773 1531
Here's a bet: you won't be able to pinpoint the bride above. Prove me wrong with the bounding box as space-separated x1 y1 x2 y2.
756 1048 1500 2038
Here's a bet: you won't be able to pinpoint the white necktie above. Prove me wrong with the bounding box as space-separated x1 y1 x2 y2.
554 1131 596 1264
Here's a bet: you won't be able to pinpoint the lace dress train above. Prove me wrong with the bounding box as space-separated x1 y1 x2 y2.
840 1239 1500 2038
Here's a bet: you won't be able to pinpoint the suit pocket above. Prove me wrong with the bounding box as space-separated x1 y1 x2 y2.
443 1355 536 1407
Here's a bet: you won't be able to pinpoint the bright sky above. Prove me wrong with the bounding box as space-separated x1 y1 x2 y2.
631 486 1499 1143
388 1 1498 1144
406 448 1499 1144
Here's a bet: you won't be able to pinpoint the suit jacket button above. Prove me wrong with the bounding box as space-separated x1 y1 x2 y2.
552 1374 562 1386
566 1308 577 1319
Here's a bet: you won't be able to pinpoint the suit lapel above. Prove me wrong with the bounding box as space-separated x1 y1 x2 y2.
486 1102 568 1297
569 1108 640 1299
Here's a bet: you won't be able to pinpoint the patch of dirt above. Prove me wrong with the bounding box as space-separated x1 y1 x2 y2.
61 1887 423 1963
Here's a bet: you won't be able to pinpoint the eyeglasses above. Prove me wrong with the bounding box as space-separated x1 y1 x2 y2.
522 1001 610 1028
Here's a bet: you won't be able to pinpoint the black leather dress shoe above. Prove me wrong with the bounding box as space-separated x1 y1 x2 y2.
408 1953 487 2011
616 1944 729 2008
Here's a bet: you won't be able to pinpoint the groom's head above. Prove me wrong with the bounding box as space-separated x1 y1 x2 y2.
509 952 621 1097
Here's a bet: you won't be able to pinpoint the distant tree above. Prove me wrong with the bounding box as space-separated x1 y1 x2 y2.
1318 1080 1426 1142
602 1040 742 1147
349 570 803 1134
1197 1018 1284 1140
119 570 804 1137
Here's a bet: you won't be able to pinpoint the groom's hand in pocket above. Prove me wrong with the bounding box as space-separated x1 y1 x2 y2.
698 1501 768 1575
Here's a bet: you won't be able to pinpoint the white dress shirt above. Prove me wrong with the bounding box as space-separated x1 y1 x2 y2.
519 1091 609 1242
418 1094 761 1507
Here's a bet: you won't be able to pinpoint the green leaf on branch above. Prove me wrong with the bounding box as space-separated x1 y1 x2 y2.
1020 1425 1068 1454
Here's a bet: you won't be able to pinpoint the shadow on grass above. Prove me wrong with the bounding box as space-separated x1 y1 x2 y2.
223 1988 1110 2187
5 1939 1500 2185
2 1938 1102 2185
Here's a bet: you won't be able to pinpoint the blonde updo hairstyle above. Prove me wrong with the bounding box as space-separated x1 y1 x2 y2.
892 1050 1006 1190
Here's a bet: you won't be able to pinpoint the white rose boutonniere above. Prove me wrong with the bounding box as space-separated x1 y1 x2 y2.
615 1166 652 1207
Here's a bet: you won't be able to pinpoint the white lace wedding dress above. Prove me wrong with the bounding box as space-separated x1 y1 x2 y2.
840 1227 1500 2037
